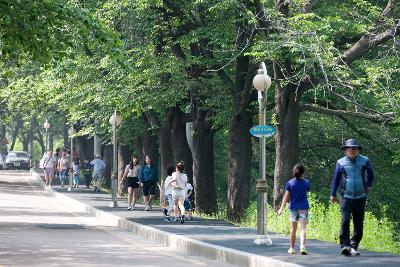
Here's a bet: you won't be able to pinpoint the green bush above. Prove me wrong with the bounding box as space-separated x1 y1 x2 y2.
241 194 400 254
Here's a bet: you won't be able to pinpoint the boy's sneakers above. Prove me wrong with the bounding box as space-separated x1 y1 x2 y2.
300 246 308 255
181 215 185 224
341 246 351 256
288 247 296 254
350 247 360 256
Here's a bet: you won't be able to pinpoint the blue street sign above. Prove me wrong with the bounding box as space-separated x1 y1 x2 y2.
250 125 276 137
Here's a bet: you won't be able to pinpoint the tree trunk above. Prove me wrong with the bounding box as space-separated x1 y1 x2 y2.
10 118 21 151
49 131 54 152
133 136 144 162
227 110 253 222
142 128 159 169
170 107 193 181
145 111 174 181
29 117 35 161
227 51 255 222
103 144 113 189
192 110 217 214
118 144 130 196
34 119 45 154
273 81 301 210
75 135 94 161
63 120 69 149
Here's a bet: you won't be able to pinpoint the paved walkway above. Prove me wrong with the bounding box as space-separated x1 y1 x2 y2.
0 170 235 267
43 175 400 267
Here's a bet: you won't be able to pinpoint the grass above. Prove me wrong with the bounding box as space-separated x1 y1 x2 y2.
240 194 400 254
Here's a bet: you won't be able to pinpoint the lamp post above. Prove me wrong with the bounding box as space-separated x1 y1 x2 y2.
109 110 121 208
43 120 51 151
253 62 273 245
67 127 76 192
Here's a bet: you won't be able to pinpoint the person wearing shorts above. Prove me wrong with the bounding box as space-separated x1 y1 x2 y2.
278 163 310 255
42 150 57 186
120 155 141 210
139 155 158 211
163 166 175 222
169 161 188 224
184 181 193 220
90 155 106 192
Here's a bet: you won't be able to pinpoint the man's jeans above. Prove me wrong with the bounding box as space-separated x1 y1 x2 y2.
339 197 366 249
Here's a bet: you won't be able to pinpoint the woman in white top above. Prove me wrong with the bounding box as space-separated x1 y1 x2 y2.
169 161 188 224
120 155 141 210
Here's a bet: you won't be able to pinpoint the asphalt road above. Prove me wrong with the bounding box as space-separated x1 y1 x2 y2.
0 170 234 267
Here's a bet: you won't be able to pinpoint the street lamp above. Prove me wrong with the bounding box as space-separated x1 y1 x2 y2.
253 62 273 246
109 109 121 208
43 120 51 151
67 127 76 192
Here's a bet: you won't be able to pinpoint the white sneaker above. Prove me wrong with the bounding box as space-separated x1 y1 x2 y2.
350 247 360 256
127 206 132 211
288 247 296 254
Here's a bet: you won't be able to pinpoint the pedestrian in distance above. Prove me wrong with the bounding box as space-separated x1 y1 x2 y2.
72 157 80 188
54 148 61 180
278 163 310 255
139 155 158 211
163 166 175 222
169 161 188 224
120 155 141 210
82 158 92 189
331 139 374 256
90 155 106 192
184 179 193 221
57 152 69 187
42 150 57 186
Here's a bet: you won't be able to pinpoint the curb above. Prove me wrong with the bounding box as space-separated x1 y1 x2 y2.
31 170 303 267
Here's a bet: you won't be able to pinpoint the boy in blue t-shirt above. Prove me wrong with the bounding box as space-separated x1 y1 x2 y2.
278 163 310 255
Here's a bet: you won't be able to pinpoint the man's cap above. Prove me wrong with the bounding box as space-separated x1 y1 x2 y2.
341 139 362 151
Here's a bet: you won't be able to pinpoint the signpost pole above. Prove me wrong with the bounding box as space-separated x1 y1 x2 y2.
253 62 272 245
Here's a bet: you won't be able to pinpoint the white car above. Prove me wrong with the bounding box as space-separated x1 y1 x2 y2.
5 151 31 170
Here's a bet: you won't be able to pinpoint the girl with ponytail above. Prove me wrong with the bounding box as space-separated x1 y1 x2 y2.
278 163 311 255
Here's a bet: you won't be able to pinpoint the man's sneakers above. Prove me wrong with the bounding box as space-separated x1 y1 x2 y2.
127 206 132 211
341 246 351 256
288 247 296 254
350 247 360 256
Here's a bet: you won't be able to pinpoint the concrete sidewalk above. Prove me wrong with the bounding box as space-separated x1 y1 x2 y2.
34 170 400 267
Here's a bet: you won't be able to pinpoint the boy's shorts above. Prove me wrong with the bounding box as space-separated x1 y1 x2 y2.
289 209 308 222
184 200 191 211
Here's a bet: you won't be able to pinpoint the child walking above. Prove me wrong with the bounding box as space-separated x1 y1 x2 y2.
278 163 310 255
72 158 81 188
163 166 175 222
82 158 92 188
184 180 193 220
